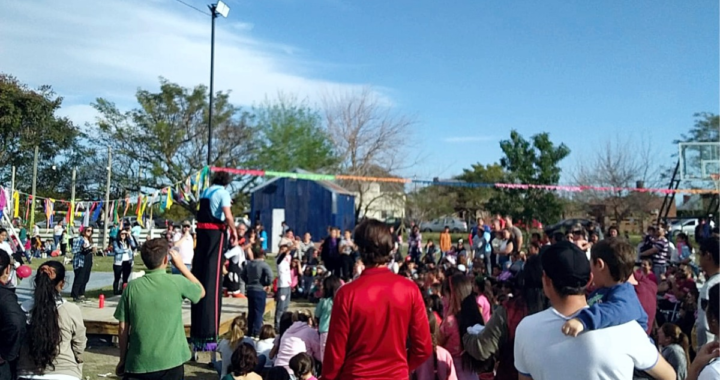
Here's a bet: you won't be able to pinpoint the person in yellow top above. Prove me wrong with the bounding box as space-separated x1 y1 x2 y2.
439 226 452 253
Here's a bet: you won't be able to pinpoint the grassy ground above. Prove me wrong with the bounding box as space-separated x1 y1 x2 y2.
27 256 278 276
26 256 152 273
83 346 217 380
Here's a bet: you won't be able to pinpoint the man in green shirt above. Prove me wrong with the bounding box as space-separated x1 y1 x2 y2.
114 238 205 380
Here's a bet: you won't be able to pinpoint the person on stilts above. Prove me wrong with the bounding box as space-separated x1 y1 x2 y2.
191 171 237 354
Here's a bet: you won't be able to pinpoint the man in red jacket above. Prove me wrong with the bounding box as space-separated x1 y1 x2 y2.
321 219 432 380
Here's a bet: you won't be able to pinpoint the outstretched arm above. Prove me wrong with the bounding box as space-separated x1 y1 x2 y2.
573 285 647 332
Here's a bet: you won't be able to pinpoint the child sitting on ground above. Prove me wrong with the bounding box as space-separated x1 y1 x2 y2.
300 261 315 298
216 313 258 377
222 342 262 380
562 239 648 337
255 324 276 366
114 238 205 379
289 352 317 380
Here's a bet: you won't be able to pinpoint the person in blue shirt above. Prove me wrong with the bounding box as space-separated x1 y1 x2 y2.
562 238 648 337
191 171 237 352
256 224 268 252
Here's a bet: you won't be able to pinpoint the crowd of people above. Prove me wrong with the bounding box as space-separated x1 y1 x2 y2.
1 197 720 380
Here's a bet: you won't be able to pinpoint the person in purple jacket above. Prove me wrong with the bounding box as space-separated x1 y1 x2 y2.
562 238 648 336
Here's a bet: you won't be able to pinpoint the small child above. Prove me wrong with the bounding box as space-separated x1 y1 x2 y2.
562 239 648 337
352 260 364 280
290 259 302 296
411 308 457 380
224 242 246 298
315 275 341 360
289 352 317 380
255 324 276 365
32 235 42 258
44 239 54 258
300 263 315 298
216 313 256 377
222 342 262 380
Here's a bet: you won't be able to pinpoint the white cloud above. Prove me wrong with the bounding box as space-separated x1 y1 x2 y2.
55 104 99 132
443 136 497 143
0 0 380 120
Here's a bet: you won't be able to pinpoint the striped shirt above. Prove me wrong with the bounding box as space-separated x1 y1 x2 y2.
652 237 669 265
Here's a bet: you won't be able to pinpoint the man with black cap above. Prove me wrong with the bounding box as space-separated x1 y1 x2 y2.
513 241 675 380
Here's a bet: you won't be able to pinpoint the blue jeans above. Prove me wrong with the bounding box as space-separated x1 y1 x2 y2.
274 287 291 332
171 264 192 275
53 235 61 250
247 288 267 337
652 263 667 283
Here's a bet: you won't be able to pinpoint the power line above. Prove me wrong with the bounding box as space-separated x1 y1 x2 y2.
174 0 210 16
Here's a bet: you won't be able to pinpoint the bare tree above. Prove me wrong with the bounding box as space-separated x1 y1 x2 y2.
322 87 416 220
572 136 664 226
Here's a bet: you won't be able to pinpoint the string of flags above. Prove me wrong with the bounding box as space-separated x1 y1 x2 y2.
211 166 719 195
1 164 716 225
0 167 211 226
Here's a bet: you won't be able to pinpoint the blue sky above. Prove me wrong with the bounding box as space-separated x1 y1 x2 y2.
1 0 717 184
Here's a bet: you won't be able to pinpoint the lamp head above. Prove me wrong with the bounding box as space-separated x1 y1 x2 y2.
215 1 230 17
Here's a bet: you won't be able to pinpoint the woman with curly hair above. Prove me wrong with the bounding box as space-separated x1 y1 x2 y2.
17 260 87 380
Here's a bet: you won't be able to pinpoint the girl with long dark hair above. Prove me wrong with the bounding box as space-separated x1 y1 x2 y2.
17 261 87 380
412 308 458 380
438 274 476 380
0 249 26 380
113 230 134 295
461 255 548 380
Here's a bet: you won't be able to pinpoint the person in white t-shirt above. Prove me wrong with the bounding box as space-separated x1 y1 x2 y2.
688 283 720 380
514 241 676 380
171 222 195 274
274 243 293 331
696 236 720 351
53 223 64 250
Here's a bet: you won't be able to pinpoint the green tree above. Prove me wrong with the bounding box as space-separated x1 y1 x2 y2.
253 94 337 172
406 185 456 223
675 112 719 143
488 130 570 226
455 163 507 218
0 74 80 196
92 78 256 212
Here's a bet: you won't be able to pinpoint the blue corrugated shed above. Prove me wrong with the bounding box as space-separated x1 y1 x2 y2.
250 169 356 251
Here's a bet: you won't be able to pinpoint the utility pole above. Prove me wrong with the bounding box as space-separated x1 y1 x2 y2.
102 147 112 248
206 1 229 165
29 146 38 230
207 5 216 166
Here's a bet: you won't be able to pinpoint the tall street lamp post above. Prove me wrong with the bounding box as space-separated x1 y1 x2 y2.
207 1 230 165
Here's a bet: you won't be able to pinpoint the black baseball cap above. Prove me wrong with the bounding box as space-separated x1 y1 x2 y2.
541 241 591 289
